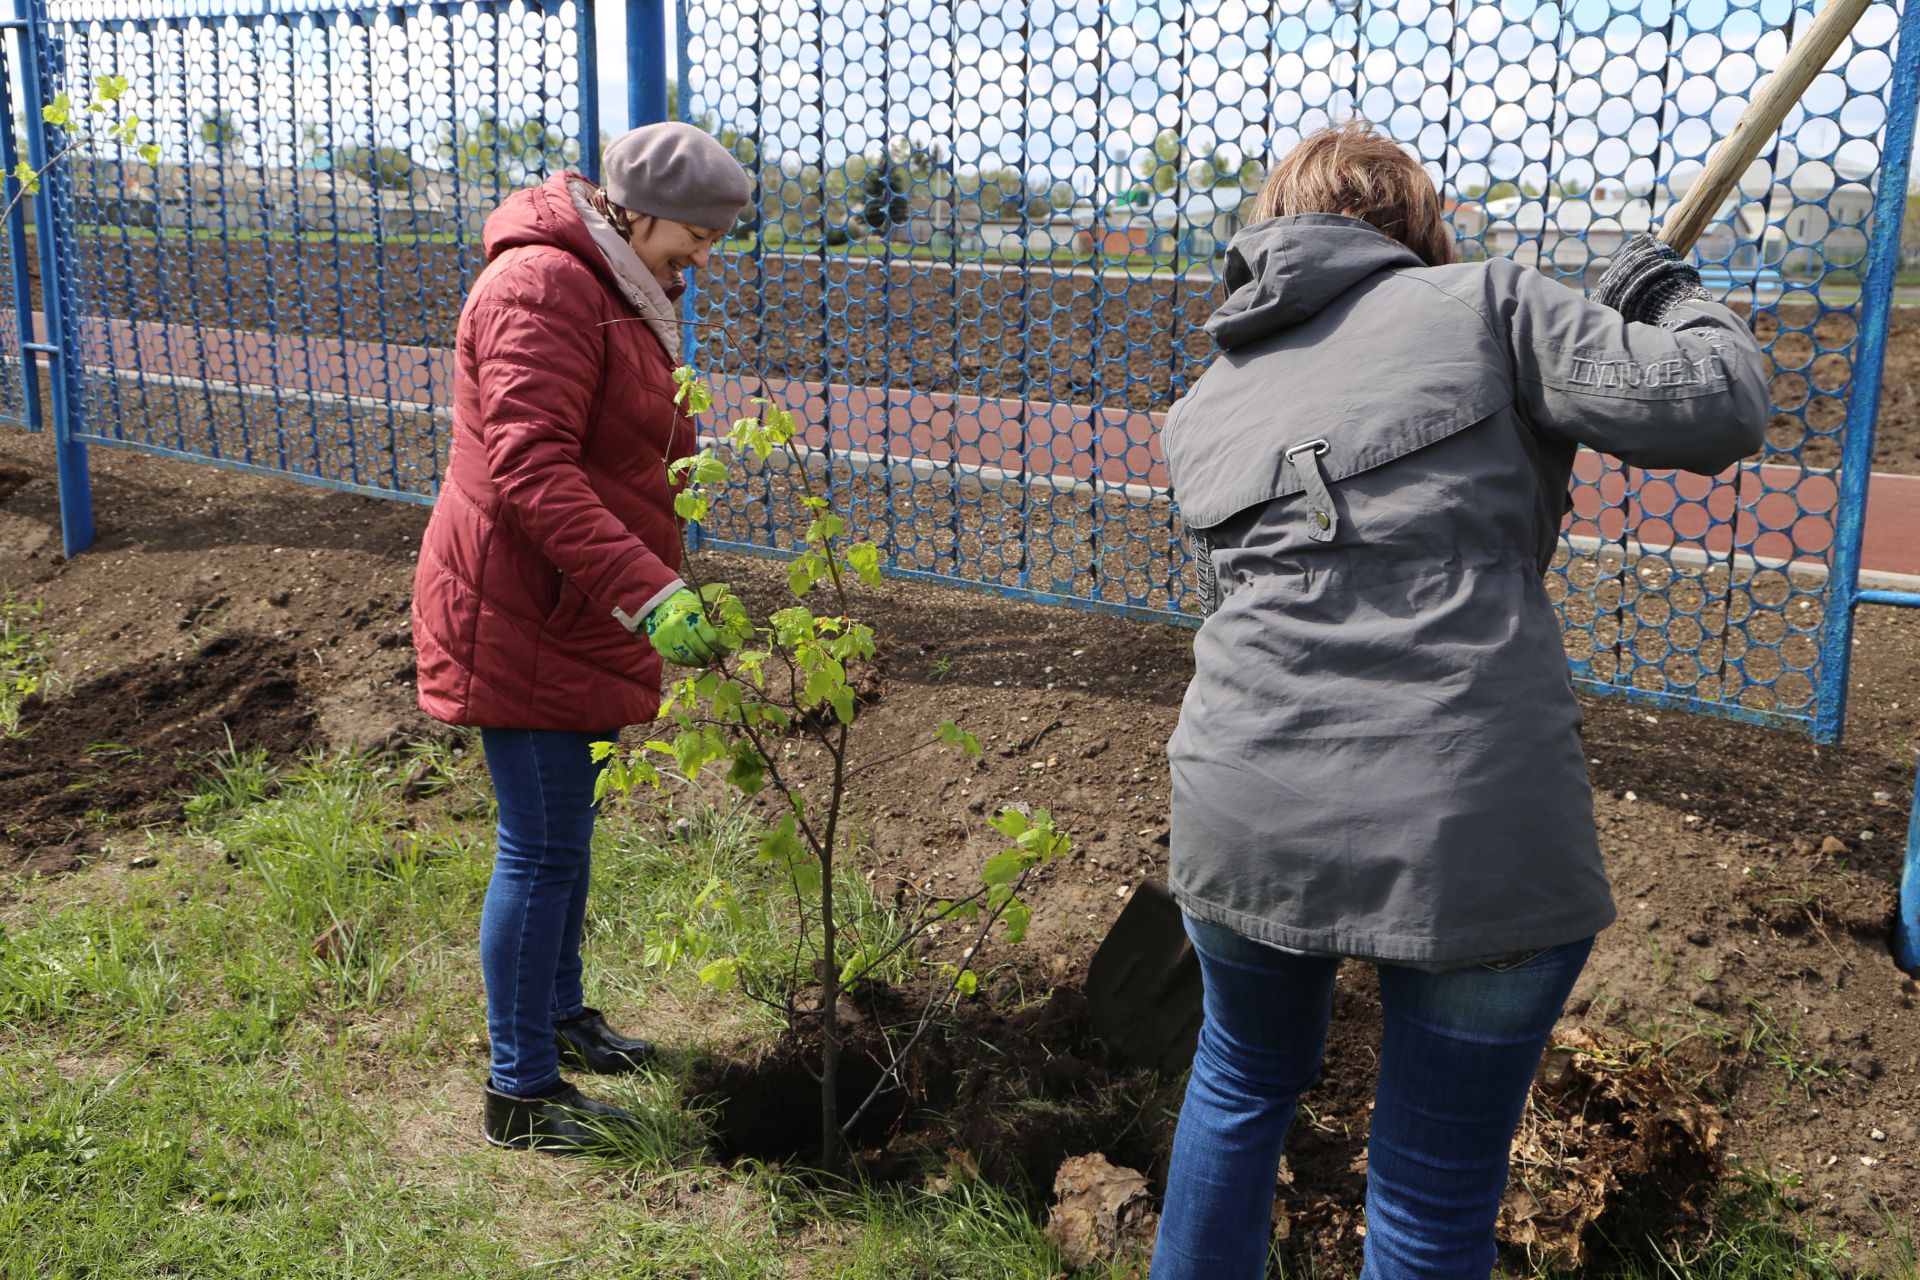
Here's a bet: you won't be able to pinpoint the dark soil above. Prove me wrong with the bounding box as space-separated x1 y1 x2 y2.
0 633 310 875
32 233 1920 474
3 425 1919 1273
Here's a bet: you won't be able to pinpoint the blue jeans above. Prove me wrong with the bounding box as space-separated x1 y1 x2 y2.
1151 917 1593 1280
478 728 615 1096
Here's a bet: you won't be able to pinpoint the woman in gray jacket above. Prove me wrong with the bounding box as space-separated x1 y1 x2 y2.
1150 122 1769 1280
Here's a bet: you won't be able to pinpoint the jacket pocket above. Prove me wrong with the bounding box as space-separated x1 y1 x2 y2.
543 577 590 636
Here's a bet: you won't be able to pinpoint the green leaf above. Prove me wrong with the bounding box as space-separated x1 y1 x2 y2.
94 74 129 104
988 807 1031 840
671 366 713 414
42 93 72 126
829 685 856 725
953 968 979 997
788 857 822 898
803 661 846 709
805 513 846 545
765 405 797 444
786 554 818 598
698 958 739 991
1001 900 1033 945
981 849 1026 888
671 727 724 781
759 815 802 868
12 162 37 194
673 490 708 521
137 143 160 167
846 542 883 587
724 743 766 796
936 720 984 758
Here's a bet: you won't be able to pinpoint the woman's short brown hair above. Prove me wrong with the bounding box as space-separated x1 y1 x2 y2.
1250 121 1457 267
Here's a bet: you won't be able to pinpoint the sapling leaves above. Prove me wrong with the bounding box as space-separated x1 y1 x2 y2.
936 720 982 757
670 366 713 415
846 542 883 587
595 358 1079 1168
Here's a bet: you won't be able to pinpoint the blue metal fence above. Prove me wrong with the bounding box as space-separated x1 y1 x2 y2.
0 25 38 435
0 0 1916 952
11 0 597 523
680 0 1918 749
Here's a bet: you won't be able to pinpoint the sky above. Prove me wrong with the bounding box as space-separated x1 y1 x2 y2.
12 0 1917 208
642 0 1912 205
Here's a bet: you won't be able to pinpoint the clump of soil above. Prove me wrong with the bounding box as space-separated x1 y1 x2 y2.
1 632 312 874
1504 1028 1724 1271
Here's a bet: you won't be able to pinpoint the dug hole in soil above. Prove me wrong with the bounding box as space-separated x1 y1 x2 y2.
3 425 1919 1274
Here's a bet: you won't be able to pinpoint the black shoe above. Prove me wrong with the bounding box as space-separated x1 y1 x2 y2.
483 1079 637 1154
554 1007 657 1074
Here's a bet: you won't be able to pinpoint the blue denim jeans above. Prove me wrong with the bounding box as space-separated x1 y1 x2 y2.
1151 916 1593 1280
478 727 615 1097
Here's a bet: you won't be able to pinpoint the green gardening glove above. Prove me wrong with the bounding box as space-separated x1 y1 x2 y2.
644 585 747 666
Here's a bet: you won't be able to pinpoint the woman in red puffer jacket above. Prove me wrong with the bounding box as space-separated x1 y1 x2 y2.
411 122 750 1154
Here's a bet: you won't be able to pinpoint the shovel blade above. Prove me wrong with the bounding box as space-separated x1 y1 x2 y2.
1086 879 1203 1075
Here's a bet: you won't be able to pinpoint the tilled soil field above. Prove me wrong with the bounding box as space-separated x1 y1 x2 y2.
3 425 1919 1273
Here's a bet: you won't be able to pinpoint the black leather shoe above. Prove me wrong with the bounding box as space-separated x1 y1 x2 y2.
483 1079 637 1154
554 1007 657 1074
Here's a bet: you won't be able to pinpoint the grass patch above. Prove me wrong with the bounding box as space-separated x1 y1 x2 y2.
0 743 1087 1278
0 597 54 736
2 742 1911 1277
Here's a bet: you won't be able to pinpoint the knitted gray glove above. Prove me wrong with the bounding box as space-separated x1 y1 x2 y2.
1590 232 1712 326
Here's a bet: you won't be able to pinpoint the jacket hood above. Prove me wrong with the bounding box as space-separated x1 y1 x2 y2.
1206 215 1424 350
482 171 687 304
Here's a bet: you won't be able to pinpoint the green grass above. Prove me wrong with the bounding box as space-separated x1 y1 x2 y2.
0 742 1088 1278
0 597 54 736
1 740 1912 1278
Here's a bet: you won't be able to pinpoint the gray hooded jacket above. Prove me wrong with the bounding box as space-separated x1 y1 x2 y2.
1163 215 1769 964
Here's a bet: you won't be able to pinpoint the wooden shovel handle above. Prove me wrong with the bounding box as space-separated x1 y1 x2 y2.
1658 0 1872 254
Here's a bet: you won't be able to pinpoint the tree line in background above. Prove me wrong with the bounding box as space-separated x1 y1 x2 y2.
165 85 1268 251
89 92 1920 270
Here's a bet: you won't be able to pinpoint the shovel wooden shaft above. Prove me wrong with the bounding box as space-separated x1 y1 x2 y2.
1659 0 1872 254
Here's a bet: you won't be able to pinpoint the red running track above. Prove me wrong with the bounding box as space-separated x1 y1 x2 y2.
62 314 1920 579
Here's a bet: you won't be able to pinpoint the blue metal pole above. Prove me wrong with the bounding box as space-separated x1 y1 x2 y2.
576 0 601 181
1844 0 1920 974
1898 748 1920 976
19 0 91 556
627 0 666 128
1812 0 1920 746
0 21 45 438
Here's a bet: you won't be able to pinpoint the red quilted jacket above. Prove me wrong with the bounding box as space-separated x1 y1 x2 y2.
412 172 695 730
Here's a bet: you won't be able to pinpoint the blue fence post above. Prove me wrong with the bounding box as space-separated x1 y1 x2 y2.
1814 0 1920 750
576 0 601 183
0 16 45 439
1835 0 1920 974
626 0 667 128
19 0 89 556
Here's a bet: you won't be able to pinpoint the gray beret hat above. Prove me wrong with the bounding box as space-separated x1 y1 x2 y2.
602 121 752 230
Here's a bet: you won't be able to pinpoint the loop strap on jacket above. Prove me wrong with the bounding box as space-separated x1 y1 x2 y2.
1286 439 1339 543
